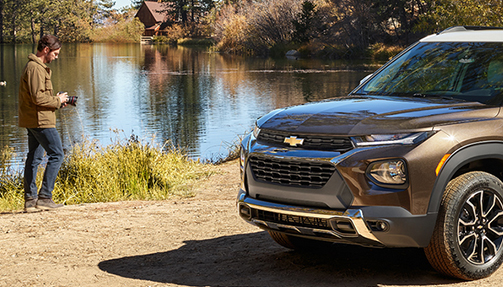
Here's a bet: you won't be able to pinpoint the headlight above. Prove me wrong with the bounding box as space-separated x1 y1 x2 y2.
352 132 430 147
367 159 407 185
252 123 261 138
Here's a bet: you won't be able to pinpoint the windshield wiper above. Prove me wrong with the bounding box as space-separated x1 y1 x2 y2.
412 93 464 101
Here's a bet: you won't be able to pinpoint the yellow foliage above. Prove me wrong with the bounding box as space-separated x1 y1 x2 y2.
91 18 145 43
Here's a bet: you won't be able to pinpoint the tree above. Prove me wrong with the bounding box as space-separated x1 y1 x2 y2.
418 0 503 32
162 0 215 25
57 0 96 42
132 0 143 10
292 1 327 43
96 0 117 23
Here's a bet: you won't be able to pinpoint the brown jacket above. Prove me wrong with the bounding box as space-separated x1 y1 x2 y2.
18 54 61 128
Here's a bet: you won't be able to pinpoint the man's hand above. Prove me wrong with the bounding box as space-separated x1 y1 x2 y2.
57 92 68 108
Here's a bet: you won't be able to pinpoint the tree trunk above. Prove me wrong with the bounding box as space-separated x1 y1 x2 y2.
54 20 59 37
181 9 188 24
0 0 4 43
191 0 195 22
40 22 44 39
11 7 16 43
30 12 36 44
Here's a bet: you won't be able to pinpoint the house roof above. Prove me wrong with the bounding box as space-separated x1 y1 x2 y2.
143 1 169 23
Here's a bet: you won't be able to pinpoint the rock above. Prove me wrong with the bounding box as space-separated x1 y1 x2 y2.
286 50 301 60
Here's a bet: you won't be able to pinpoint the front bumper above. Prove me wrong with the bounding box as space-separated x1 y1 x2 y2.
237 190 437 248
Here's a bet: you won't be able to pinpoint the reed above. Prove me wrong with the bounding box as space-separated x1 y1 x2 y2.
0 146 24 211
0 135 214 211
369 43 404 61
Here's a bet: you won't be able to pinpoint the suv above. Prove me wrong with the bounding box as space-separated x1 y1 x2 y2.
237 26 503 280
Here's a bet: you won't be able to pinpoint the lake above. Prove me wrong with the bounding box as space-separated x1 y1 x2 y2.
0 43 377 166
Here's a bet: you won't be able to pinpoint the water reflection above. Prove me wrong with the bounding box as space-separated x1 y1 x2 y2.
0 43 374 165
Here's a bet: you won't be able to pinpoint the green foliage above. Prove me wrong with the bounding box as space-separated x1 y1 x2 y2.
292 1 318 43
177 37 215 46
0 0 148 44
417 0 503 32
0 135 214 211
163 0 215 25
153 35 177 44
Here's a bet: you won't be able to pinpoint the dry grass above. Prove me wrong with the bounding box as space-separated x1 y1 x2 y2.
0 135 214 212
0 146 24 211
369 43 404 61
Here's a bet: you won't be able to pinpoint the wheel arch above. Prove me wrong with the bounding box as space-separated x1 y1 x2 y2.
428 141 503 214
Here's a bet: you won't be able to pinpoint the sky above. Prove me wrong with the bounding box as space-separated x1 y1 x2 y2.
114 0 133 9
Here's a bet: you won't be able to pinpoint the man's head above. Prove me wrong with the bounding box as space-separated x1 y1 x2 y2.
37 35 62 64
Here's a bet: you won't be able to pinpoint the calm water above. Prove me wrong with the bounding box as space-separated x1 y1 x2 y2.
0 43 376 166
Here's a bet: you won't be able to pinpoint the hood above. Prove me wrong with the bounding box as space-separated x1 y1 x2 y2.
258 96 500 135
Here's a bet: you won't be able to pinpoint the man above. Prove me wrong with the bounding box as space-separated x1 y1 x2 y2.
18 34 69 212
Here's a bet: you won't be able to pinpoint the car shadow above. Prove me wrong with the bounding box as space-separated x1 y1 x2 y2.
98 231 460 286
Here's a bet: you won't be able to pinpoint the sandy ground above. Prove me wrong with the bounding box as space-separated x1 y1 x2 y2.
1 160 503 287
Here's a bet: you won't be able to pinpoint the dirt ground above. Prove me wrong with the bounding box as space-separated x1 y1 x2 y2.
1 160 503 287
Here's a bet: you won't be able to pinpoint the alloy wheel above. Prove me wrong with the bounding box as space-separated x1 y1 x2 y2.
458 190 503 265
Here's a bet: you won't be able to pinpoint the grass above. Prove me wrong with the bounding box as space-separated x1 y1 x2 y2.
0 134 214 212
368 43 404 61
0 146 24 211
177 38 215 47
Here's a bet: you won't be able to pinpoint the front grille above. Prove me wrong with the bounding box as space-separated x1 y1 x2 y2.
257 129 353 151
249 155 336 188
255 209 332 230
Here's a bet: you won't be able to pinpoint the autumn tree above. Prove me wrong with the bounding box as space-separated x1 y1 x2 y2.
418 0 503 32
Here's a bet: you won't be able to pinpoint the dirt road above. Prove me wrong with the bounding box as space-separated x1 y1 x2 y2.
1 160 502 286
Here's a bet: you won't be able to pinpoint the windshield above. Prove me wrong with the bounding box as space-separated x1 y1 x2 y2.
356 42 503 105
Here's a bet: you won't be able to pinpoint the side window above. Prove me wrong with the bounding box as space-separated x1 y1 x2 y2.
459 62 489 93
488 60 503 89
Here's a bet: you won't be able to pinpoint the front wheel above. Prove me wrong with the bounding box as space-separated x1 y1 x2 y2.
425 171 503 280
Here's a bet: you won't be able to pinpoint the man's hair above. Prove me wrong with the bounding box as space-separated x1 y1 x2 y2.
37 35 61 52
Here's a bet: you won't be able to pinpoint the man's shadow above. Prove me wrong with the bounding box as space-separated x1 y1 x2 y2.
98 231 459 286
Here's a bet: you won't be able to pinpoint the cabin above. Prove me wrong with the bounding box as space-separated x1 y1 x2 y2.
135 0 172 36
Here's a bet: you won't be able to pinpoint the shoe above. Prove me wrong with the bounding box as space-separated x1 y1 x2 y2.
36 198 64 210
24 198 39 213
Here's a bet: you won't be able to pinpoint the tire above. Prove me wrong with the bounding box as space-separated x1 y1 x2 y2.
268 230 329 251
425 171 503 280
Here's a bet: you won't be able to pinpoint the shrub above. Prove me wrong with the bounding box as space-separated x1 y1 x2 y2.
91 18 145 43
0 135 214 211
0 146 23 211
369 43 403 61
54 135 213 204
214 0 304 55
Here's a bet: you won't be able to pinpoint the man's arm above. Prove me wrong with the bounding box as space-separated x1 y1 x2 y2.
26 66 61 108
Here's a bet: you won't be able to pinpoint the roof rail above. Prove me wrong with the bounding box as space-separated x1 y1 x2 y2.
439 26 503 34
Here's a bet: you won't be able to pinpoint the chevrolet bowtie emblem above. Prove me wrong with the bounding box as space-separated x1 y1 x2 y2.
284 136 304 147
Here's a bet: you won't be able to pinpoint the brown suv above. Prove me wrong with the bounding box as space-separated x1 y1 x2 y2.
237 26 503 280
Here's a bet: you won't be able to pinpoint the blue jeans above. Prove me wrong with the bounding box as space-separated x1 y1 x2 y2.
24 128 64 200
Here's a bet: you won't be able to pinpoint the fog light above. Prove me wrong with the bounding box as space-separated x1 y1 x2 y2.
368 220 390 232
367 159 407 185
239 205 251 220
378 221 389 231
